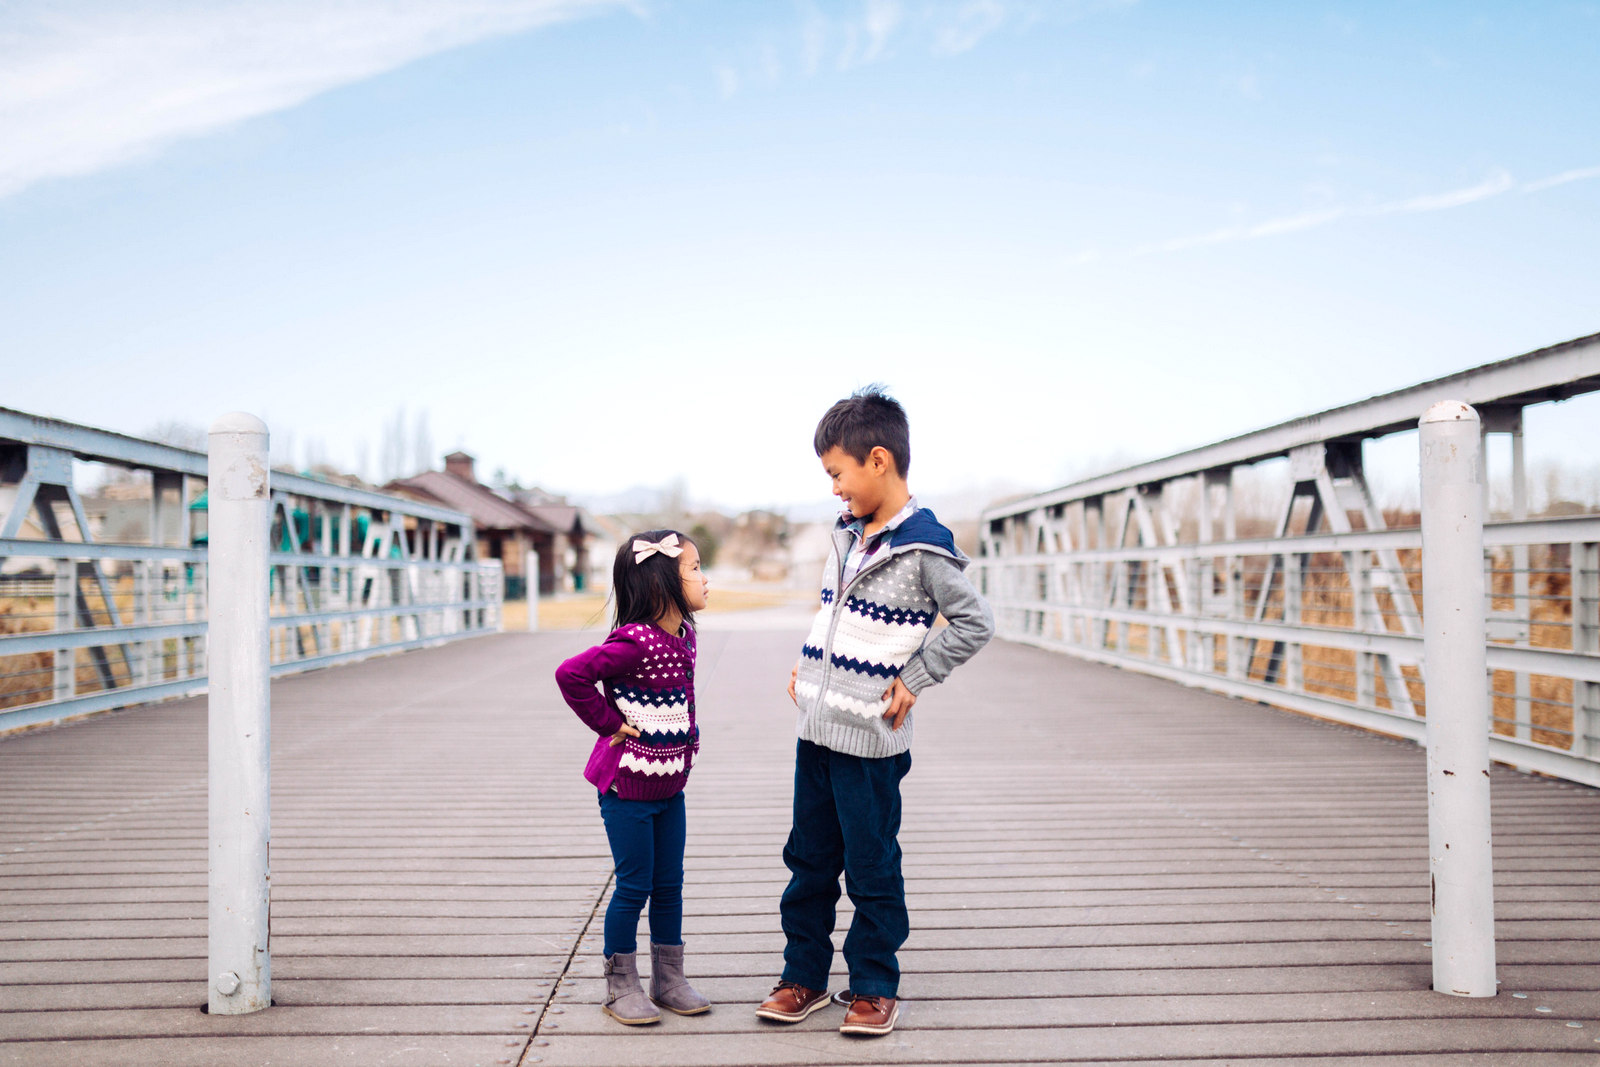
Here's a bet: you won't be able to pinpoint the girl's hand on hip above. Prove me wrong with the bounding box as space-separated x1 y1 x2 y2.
787 660 799 706
609 723 641 747
882 678 916 730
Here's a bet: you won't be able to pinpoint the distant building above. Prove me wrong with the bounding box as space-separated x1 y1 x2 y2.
576 512 629 591
386 451 590 596
501 487 600 593
784 522 835 590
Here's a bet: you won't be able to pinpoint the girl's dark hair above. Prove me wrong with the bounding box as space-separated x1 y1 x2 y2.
612 529 699 630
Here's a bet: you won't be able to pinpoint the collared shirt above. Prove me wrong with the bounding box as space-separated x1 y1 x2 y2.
840 496 919 589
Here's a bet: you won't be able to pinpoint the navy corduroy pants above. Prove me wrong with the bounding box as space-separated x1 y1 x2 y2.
779 738 912 999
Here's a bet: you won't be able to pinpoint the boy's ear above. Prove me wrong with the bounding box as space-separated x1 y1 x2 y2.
868 445 893 475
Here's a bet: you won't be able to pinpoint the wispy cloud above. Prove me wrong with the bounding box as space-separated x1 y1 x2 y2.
930 0 1007 56
0 0 631 199
1145 206 1348 254
860 0 904 63
1120 165 1599 260
1371 168 1513 214
782 0 1129 77
798 2 830 76
1523 164 1600 193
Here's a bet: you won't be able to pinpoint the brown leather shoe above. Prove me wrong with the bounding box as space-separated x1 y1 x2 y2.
840 994 898 1036
755 981 832 1023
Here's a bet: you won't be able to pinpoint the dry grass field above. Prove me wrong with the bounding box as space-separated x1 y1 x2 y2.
0 582 147 711
1229 546 1576 749
1095 543 1581 753
1284 547 1577 749
0 598 53 709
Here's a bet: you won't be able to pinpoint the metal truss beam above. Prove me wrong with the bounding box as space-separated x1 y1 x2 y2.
0 407 472 527
985 332 1600 521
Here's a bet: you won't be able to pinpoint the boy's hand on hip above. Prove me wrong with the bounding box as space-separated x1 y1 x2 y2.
608 723 640 747
787 660 799 706
882 678 916 730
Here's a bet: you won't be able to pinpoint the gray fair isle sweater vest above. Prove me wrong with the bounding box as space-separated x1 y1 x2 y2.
794 507 995 759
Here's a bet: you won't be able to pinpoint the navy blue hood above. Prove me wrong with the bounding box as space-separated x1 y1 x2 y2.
834 505 960 559
892 506 959 556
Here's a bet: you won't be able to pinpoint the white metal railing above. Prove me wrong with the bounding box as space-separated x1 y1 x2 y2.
974 514 1600 787
0 408 503 733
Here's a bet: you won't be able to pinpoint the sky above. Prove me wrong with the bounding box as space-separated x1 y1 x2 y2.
3 0 1598 516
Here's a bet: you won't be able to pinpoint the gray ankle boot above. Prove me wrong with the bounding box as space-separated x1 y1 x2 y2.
602 951 661 1025
650 941 712 1015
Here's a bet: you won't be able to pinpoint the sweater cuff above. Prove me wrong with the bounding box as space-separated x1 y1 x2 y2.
898 655 935 695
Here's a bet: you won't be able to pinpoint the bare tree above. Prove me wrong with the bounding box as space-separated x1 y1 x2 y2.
143 420 209 452
380 407 407 483
662 477 689 517
413 410 434 476
274 430 297 473
375 405 440 482
303 436 328 471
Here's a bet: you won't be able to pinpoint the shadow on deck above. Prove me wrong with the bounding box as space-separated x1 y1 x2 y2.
2 620 1598 1065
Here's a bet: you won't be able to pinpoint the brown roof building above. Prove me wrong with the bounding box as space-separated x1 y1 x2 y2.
386 452 590 596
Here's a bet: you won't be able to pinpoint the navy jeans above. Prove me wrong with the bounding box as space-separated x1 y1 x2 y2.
779 739 912 999
597 790 686 957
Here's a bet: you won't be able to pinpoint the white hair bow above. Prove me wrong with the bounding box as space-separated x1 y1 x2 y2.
632 532 683 565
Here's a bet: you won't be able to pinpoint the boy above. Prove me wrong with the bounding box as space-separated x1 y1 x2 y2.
756 385 994 1037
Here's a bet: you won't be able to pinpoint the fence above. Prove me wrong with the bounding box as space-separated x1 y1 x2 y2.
976 334 1600 788
974 513 1600 786
0 408 502 733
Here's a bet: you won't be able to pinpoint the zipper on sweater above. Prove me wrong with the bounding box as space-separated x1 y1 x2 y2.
814 530 851 708
814 538 959 709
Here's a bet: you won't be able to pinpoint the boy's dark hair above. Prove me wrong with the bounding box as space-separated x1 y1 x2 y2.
813 384 910 477
612 529 699 630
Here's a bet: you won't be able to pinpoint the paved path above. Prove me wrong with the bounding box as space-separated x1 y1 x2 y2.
2 622 1599 1065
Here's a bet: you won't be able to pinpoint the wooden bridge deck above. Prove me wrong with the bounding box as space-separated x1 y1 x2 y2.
3 618 1599 1065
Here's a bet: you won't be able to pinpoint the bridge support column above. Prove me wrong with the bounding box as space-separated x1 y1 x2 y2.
207 413 272 1015
1419 401 1496 998
526 549 540 631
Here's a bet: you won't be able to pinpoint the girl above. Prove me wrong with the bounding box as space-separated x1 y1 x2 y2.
554 530 712 1026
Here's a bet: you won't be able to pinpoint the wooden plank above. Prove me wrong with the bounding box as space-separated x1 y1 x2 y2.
13 966 1600 1013
511 1019 1600 1065
549 989 1600 1033
0 1036 521 1066
0 1004 534 1039
13 894 1584 925
0 978 554 1010
0 956 565 983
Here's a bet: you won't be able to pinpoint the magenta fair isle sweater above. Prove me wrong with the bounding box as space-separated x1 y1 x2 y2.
554 622 699 801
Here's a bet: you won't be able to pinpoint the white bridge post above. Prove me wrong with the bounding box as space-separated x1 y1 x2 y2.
207 413 273 1014
526 550 540 631
1418 400 1496 997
